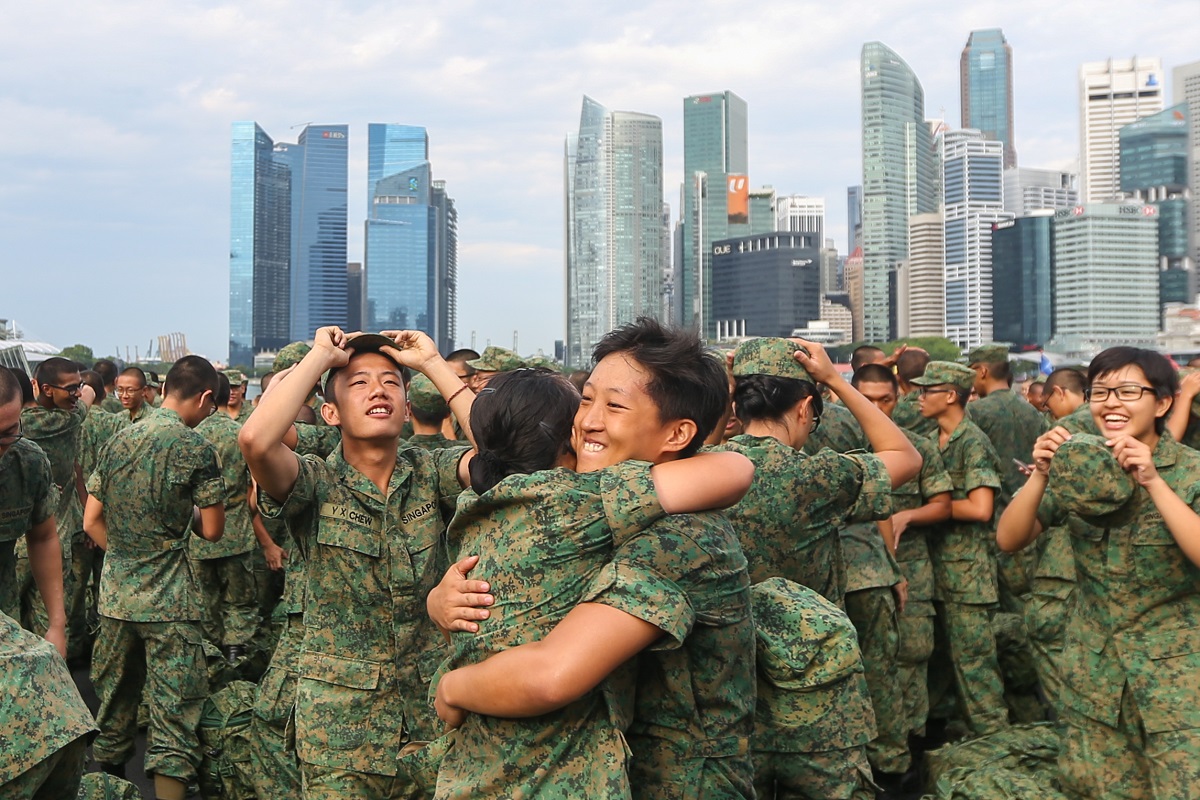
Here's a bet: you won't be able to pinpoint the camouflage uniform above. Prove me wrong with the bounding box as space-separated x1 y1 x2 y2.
406 432 454 451
116 403 155 427
803 401 867 456
1037 433 1200 799
720 435 893 606
434 462 664 799
751 578 876 800
191 411 259 647
464 346 525 374
581 509 757 800
0 611 95 798
100 394 123 415
892 430 954 737
0 439 56 619
294 420 342 459
1058 404 1101 436
256 442 468 798
86 407 223 782
894 389 939 438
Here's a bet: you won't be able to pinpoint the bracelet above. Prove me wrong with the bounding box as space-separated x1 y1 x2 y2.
446 384 470 404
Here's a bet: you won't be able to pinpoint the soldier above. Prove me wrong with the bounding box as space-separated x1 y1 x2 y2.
143 371 163 408
1025 377 1047 411
911 361 1009 738
892 348 939 438
465 345 524 392
239 328 476 799
191 373 259 662
83 355 226 800
998 346 1200 799
0 368 67 657
94 359 124 414
112 366 153 425
222 370 253 423
406 373 454 451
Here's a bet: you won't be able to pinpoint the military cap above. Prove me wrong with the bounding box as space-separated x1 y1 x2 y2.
466 346 524 373
223 369 247 386
730 338 813 382
524 355 562 373
967 344 1011 365
145 371 161 388
1048 433 1135 517
272 341 312 372
910 361 976 391
407 373 448 416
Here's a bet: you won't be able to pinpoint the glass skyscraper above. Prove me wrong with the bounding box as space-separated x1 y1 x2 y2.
961 29 1016 169
565 96 665 367
431 180 458 351
860 42 936 343
991 212 1054 348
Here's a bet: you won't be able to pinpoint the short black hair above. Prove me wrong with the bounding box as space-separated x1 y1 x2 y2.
1087 347 1176 433
733 373 824 427
1045 367 1086 397
213 373 231 407
81 370 106 401
118 366 147 388
987 360 1012 384
852 363 898 392
411 404 450 427
35 357 81 388
592 317 727 457
92 359 119 386
851 345 885 372
1 367 29 407
896 349 931 383
163 356 218 401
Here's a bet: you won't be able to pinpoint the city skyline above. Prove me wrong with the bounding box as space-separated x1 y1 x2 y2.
4 2 1199 360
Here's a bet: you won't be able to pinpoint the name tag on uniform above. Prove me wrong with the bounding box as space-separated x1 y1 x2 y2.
0 505 32 525
319 502 382 532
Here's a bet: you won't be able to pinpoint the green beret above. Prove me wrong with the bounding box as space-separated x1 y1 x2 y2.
1048 433 1135 517
910 361 976 391
272 342 312 372
466 346 524 373
223 369 246 386
967 344 1011 365
730 338 813 382
407 373 448 416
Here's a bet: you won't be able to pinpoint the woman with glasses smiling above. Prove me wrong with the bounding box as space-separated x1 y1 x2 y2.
998 346 1200 799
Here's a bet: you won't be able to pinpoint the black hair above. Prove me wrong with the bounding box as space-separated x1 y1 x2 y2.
592 317 727 457
567 370 589 393
1 367 29 407
323 351 410 406
467 369 581 494
1045 367 1087 397
163 356 218 401
213 373 231 407
260 372 276 393
852 363 898 392
950 386 971 407
896 349 931 383
733 373 824 426
35 357 81 388
1087 347 1176 434
118 366 147 388
446 348 480 376
412 404 450 427
80 370 106 401
92 359 119 386
850 345 885 372
986 360 1012 383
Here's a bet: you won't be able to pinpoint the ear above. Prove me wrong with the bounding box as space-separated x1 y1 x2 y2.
1155 393 1174 421
197 389 213 409
658 418 699 455
405 400 412 423
321 401 340 426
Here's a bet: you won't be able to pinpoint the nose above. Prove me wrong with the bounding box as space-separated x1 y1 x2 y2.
577 401 602 431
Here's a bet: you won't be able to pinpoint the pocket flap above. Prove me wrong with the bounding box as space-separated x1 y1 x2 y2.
300 650 382 689
1141 625 1200 660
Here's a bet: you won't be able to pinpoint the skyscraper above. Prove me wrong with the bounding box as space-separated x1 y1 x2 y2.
860 42 937 343
847 185 863 253
897 212 945 338
960 29 1016 168
564 97 665 367
991 212 1054 347
776 196 825 241
681 91 748 339
431 180 458 351
1176 61 1200 279
1079 57 1164 202
1003 167 1078 216
229 122 291 367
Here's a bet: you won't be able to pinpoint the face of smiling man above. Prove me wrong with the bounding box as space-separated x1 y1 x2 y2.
322 351 408 441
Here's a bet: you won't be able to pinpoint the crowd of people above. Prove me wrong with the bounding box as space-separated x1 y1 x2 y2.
1 319 1199 800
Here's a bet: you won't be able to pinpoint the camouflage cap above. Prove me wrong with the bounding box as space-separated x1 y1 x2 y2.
524 355 562 373
1048 433 1135 517
466 345 524 373
272 342 312 372
730 338 813 382
407 373 448 416
223 369 246 386
145 371 161 389
910 361 976 391
967 343 1010 365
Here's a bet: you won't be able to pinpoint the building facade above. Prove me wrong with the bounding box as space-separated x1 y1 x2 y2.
431 180 458 351
1176 61 1200 280
776 195 825 241
1003 167 1078 216
991 211 1054 348
1079 57 1164 202
897 212 945 338
960 28 1016 168
847 185 863 253
711 232 822 339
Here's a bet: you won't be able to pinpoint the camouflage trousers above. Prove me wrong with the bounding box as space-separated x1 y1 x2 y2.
753 746 875 800
300 739 445 800
844 586 909 774
896 603 935 736
1060 689 1200 800
250 612 303 800
14 527 74 638
65 531 102 662
1023 579 1075 718
0 539 18 618
931 601 1009 737
194 552 260 646
626 736 756 800
0 734 87 800
91 617 208 782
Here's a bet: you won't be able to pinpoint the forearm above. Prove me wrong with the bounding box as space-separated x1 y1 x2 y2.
651 451 754 512
1145 479 1200 568
83 497 107 549
829 375 920 485
439 642 570 718
421 358 475 449
26 522 66 628
903 496 951 528
996 474 1046 552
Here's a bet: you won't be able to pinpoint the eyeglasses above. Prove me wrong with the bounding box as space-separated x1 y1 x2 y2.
1086 384 1156 402
114 388 142 396
810 414 821 433
44 382 83 394
918 387 957 397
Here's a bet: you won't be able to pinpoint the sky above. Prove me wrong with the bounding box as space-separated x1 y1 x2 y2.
3 0 1198 363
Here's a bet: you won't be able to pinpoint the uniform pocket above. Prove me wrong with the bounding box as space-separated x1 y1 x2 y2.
1130 626 1200 733
297 651 384 750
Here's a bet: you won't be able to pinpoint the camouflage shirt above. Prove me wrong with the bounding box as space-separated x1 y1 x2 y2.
581 509 757 800
894 389 939 439
0 439 56 616
190 412 255 559
20 401 86 532
803 401 868 456
435 462 663 799
405 433 454 452
0 611 96 782
968 389 1048 505
100 394 123 415
294 421 341 460
1036 433 1200 732
79 407 125 486
892 429 954 614
1058 404 1100 436
86 408 223 622
929 419 1002 605
117 403 156 427
719 434 893 604
257 442 468 774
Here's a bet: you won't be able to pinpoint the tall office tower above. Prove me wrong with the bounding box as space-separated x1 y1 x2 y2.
897 212 945 338
843 246 864 342
991 212 1054 347
776 196 825 241
748 188 776 235
1177 61 1200 278
564 96 665 368
272 124 349 341
847 186 863 253
1080 57 1164 202
661 202 674 322
942 129 1011 350
229 122 292 367
346 262 365 332
961 29 1017 168
1051 202 1160 357
711 232 822 338
1003 167 1079 216
681 91 748 339
861 42 937 343
364 124 438 339
819 239 840 296
431 180 458 351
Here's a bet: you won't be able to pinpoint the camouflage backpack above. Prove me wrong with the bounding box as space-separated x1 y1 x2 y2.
76 772 142 800
198 680 258 800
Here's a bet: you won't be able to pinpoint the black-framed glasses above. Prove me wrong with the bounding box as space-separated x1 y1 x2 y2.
810 413 821 433
114 387 142 396
1086 384 1156 402
44 382 83 394
918 387 957 397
